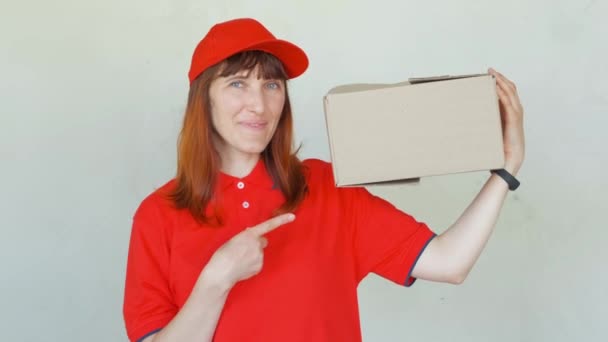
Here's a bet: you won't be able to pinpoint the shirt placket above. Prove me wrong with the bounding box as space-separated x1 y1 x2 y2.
234 179 257 227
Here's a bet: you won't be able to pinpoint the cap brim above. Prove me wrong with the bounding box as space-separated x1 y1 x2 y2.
244 39 309 79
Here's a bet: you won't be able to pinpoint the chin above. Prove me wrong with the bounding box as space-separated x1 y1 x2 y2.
238 142 269 154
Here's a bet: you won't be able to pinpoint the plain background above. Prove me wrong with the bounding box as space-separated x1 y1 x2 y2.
2 0 607 341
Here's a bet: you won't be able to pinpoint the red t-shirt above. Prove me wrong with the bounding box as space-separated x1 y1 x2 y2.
123 158 436 342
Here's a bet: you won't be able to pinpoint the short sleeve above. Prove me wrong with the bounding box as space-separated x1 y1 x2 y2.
123 196 177 342
346 186 436 286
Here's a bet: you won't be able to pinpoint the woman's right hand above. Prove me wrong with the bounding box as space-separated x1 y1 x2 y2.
200 213 296 291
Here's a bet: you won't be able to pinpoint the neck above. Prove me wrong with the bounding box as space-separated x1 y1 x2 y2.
219 151 261 178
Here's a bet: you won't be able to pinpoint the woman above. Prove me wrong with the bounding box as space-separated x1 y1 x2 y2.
123 18 525 342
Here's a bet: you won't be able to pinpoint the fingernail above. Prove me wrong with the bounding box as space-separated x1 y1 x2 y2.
288 214 296 221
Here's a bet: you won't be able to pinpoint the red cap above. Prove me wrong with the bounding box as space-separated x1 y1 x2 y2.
188 18 309 84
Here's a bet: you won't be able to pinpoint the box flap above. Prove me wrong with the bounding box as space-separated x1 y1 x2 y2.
408 73 489 84
340 178 421 187
325 81 411 95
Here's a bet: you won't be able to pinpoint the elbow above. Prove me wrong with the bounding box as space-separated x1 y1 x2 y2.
449 274 466 285
446 269 469 285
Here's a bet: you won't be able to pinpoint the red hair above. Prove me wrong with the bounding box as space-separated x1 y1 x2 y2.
169 51 307 225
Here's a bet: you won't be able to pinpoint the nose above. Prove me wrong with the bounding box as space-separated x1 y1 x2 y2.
246 87 266 115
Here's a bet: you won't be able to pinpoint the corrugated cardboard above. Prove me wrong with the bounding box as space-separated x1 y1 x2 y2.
323 73 504 187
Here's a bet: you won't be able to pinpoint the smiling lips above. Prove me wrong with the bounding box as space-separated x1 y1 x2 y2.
239 121 268 130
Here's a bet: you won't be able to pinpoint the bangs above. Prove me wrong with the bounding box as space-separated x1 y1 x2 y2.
218 50 288 80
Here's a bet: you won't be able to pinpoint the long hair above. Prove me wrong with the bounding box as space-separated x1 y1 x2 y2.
169 51 307 225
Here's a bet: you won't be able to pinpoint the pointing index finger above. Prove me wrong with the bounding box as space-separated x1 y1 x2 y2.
249 213 295 236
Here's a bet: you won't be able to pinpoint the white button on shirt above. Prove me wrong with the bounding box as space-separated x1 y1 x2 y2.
242 201 250 209
237 181 245 189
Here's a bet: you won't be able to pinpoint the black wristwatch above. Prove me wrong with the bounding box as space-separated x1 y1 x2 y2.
491 169 520 191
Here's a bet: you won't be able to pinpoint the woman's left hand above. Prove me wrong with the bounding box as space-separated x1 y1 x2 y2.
488 68 525 176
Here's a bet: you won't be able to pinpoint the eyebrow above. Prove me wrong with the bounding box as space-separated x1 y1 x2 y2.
224 75 247 81
223 75 283 83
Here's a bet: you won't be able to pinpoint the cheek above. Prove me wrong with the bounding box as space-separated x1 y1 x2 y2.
269 94 286 120
212 94 243 126
209 105 224 133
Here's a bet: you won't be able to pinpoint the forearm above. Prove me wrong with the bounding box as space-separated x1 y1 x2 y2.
146 269 232 342
434 168 516 282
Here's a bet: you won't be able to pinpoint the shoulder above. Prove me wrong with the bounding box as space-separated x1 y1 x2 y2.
301 158 371 202
302 158 336 186
300 158 363 202
133 179 178 223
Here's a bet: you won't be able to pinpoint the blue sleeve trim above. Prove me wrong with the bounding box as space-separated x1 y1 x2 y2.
137 328 163 342
404 233 437 287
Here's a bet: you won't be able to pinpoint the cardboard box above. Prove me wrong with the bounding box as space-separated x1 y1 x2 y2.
323 73 504 187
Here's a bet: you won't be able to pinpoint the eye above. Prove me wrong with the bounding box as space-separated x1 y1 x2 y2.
229 80 243 88
266 81 281 90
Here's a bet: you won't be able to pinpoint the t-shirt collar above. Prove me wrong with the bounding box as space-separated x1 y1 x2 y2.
218 158 275 190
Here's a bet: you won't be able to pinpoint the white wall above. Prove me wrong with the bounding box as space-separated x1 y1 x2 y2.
2 0 606 341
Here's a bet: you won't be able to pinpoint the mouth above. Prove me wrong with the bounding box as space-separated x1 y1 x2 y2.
239 121 268 130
